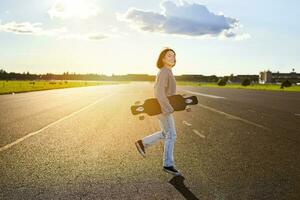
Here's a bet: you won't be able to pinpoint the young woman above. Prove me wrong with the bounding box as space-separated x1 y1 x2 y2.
135 47 180 176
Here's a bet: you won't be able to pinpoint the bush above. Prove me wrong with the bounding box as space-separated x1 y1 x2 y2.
217 78 227 86
281 80 292 88
241 78 251 86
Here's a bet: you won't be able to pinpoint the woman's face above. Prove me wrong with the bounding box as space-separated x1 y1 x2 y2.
163 50 176 67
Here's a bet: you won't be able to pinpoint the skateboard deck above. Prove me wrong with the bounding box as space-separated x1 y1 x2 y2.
131 94 198 116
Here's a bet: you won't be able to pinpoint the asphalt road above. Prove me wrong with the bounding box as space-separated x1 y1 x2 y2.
0 82 299 199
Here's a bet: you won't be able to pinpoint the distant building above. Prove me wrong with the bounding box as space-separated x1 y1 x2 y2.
259 70 273 84
259 69 300 84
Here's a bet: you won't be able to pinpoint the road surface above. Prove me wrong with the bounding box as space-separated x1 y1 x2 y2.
0 82 299 199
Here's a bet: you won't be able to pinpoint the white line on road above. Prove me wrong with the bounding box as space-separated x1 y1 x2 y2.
198 103 271 131
295 113 300 116
182 121 192 126
181 89 271 131
0 93 116 153
182 90 225 99
193 129 206 138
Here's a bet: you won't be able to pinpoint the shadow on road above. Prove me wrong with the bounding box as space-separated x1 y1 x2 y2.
169 175 199 200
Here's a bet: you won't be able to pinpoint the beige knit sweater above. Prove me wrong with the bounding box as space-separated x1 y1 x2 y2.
154 66 176 114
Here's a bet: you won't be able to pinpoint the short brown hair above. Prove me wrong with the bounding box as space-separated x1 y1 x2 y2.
156 48 176 69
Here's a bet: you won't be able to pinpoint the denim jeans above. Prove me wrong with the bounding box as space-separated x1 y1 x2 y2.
141 113 177 167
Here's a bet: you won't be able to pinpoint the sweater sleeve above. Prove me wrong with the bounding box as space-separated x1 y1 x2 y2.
155 71 174 115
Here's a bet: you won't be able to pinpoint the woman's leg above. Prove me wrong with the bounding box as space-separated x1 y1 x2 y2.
158 113 177 167
142 130 165 148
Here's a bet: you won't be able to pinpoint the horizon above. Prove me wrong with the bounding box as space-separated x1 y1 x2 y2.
1 68 298 77
1 0 299 76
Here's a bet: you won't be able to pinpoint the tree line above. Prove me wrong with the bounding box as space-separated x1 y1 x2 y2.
0 69 259 83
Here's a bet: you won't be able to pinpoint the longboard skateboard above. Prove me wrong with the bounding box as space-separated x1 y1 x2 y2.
131 94 198 118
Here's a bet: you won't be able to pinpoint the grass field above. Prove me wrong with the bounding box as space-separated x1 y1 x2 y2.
0 80 128 95
177 81 300 92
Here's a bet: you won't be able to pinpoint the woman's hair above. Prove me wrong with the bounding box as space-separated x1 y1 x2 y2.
156 47 176 69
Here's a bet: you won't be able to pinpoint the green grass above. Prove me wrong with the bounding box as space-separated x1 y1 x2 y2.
177 81 300 92
0 80 129 95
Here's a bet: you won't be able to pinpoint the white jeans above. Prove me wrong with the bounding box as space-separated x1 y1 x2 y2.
142 113 177 167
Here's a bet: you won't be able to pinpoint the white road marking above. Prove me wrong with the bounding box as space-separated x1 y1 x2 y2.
181 89 270 131
182 90 225 99
182 121 192 126
198 103 271 131
295 113 300 116
0 93 116 153
193 129 206 138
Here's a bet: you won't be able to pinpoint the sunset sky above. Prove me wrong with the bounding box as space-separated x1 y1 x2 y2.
0 0 299 76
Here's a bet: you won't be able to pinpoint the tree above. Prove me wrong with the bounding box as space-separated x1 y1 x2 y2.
281 80 292 88
229 73 234 81
0 69 7 74
242 78 251 86
217 78 227 86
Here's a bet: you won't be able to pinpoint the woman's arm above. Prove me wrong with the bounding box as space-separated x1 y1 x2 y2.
155 71 174 115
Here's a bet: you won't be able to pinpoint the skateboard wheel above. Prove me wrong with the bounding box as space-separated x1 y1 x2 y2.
186 107 191 112
139 115 145 120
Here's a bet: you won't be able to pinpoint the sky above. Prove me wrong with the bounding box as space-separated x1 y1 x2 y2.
0 0 299 76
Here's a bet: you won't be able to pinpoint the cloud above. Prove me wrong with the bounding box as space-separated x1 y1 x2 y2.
0 21 107 41
58 32 108 40
48 0 100 19
87 33 107 40
117 0 248 39
0 21 66 36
